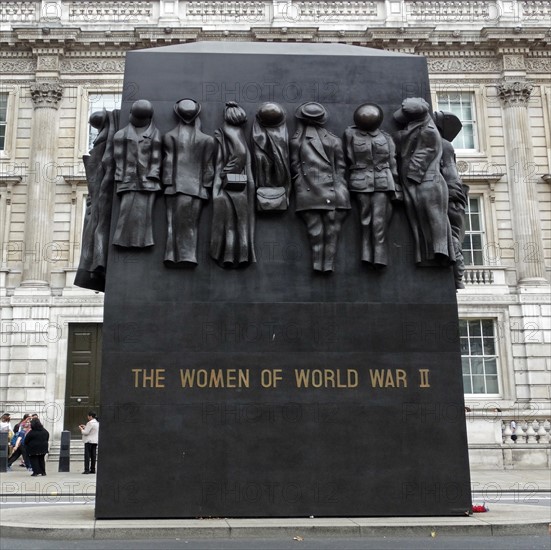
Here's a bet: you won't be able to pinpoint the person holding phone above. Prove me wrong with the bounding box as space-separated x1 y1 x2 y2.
79 411 99 474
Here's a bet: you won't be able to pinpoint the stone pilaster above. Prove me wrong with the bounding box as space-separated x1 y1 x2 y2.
498 80 547 285
20 79 63 286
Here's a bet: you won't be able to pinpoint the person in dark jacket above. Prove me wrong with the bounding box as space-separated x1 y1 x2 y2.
163 99 216 264
344 103 401 267
24 419 49 476
112 99 163 248
290 102 350 272
393 98 454 265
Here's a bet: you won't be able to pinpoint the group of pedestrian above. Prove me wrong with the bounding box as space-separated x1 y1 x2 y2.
2 412 49 476
2 411 99 476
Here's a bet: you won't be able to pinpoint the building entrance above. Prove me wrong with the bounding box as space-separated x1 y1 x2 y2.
64 324 102 437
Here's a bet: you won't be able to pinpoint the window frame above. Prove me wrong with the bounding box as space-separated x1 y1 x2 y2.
74 85 122 164
436 90 478 152
458 308 516 404
459 182 501 267
0 85 20 161
431 83 488 159
460 318 500 396
462 195 486 267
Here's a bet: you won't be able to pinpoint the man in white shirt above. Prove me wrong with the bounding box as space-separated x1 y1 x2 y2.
79 411 99 474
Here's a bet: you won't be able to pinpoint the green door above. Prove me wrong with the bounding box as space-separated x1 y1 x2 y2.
64 324 102 438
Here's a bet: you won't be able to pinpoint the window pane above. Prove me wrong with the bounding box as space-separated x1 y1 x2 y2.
0 93 7 117
481 320 494 336
459 320 468 337
473 250 484 265
470 337 483 355
460 318 499 395
469 321 481 336
484 358 497 375
471 358 484 375
88 93 121 150
472 375 486 393
436 91 476 150
486 376 498 393
0 93 7 151
470 214 481 232
462 197 485 266
483 337 495 356
470 234 482 248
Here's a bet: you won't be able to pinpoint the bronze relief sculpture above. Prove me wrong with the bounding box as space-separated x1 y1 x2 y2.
75 108 119 291
112 99 163 248
210 101 256 267
163 99 216 265
434 110 470 289
252 102 291 212
344 103 401 268
393 98 455 265
290 102 351 272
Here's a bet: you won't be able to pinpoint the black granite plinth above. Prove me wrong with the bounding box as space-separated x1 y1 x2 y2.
95 43 471 518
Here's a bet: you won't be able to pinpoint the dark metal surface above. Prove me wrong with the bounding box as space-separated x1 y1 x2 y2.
96 42 471 518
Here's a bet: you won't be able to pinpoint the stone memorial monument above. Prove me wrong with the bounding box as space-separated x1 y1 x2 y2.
75 42 471 518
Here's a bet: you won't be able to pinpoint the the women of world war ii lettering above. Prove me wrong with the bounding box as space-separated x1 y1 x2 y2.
75 42 471 519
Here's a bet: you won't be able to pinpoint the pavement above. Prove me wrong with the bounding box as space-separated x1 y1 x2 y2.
0 465 549 540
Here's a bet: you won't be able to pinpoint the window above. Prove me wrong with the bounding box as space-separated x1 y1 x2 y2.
460 319 499 394
0 93 7 151
462 196 485 265
437 91 477 150
87 92 121 151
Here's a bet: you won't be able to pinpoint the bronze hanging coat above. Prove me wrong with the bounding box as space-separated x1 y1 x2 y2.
397 115 455 264
210 124 256 267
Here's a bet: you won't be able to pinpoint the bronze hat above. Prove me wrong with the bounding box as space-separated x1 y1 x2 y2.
256 102 286 127
295 102 328 125
174 98 201 123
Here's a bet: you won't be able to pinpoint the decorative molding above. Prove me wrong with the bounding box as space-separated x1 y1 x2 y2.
0 1 37 22
30 80 63 109
0 59 37 73
427 58 501 73
60 58 125 73
0 176 22 206
37 55 59 71
498 80 534 106
294 1 378 20
53 296 105 305
522 1 551 19
186 1 265 20
503 54 526 71
525 58 551 72
407 1 490 20
68 1 153 22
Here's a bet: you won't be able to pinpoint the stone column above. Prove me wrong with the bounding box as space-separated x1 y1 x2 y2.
20 80 63 286
498 80 547 284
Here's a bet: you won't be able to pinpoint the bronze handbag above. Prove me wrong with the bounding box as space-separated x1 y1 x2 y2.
256 187 288 211
222 172 248 192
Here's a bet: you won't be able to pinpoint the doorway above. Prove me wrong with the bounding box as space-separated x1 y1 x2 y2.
64 324 102 438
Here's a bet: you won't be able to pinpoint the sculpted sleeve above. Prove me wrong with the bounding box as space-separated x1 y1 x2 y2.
407 126 439 184
147 129 163 182
202 137 216 189
161 134 174 188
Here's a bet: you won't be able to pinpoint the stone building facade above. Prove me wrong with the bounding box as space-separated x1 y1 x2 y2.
0 0 549 468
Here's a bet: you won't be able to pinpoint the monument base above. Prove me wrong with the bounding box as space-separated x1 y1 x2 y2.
95 42 471 518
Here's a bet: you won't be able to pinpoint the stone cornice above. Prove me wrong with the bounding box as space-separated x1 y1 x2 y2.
1 26 550 58
498 80 534 106
30 80 63 109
